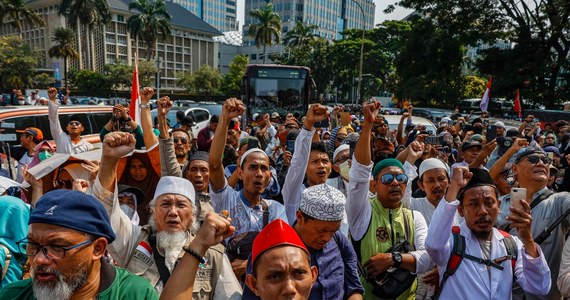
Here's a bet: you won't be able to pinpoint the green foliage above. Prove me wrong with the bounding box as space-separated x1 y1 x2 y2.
283 21 318 48
248 2 282 63
127 0 171 61
221 55 249 97
67 69 110 94
396 0 570 106
395 18 464 106
32 73 54 88
138 60 158 87
104 63 132 92
177 65 222 95
59 0 111 29
462 75 486 99
48 27 79 89
0 35 38 88
0 0 45 34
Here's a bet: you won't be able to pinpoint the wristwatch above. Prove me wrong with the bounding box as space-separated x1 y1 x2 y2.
140 103 150 109
392 252 403 268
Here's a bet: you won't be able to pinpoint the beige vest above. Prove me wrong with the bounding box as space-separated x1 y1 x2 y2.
126 225 224 299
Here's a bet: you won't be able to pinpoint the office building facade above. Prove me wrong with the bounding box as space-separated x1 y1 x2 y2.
169 0 238 32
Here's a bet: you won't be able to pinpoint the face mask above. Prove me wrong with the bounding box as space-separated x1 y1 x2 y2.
339 160 350 181
323 139 330 145
18 100 25 105
38 151 53 161
120 204 136 219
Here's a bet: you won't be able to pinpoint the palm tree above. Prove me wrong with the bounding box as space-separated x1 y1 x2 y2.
248 2 282 64
0 0 45 35
127 0 172 61
48 27 79 90
283 21 318 48
59 0 111 70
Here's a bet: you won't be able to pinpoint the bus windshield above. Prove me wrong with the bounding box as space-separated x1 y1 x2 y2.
245 66 310 117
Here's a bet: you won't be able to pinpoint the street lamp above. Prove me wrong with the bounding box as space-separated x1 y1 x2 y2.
351 0 365 104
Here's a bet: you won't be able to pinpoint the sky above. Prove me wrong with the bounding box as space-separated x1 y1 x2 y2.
236 0 413 29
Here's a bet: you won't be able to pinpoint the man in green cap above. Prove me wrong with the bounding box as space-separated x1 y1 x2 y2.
347 100 432 300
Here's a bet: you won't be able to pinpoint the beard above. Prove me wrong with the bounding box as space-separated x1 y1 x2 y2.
32 263 89 300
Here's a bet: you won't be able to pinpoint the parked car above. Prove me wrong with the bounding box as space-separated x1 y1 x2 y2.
150 106 212 138
382 115 438 135
0 105 113 147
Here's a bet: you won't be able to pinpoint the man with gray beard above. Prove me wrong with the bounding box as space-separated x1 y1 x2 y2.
93 131 241 299
0 189 157 299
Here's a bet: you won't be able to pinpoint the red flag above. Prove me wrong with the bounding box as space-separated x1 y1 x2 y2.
514 89 522 118
129 53 141 124
480 76 493 112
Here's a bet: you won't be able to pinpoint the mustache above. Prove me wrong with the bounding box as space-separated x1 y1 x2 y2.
389 187 402 193
475 217 492 224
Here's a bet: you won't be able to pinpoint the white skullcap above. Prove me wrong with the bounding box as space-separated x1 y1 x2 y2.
153 176 195 205
419 158 450 179
493 121 505 128
299 184 345 221
240 148 269 166
441 117 452 124
333 144 350 163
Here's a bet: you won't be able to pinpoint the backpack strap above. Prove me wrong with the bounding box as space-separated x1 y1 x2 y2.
436 225 465 299
0 244 12 282
498 230 518 273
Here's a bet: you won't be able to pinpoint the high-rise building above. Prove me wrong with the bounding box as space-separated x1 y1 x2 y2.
169 0 238 32
242 0 375 63
2 0 222 90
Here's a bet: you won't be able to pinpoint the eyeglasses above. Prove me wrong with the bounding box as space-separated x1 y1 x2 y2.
17 239 93 260
68 121 81 126
523 155 552 165
173 138 188 144
380 173 408 185
56 178 73 189
336 135 347 141
335 155 350 164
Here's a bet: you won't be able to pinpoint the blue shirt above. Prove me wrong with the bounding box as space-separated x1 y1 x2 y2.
242 230 364 300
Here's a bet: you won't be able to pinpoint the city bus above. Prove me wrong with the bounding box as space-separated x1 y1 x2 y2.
240 64 316 119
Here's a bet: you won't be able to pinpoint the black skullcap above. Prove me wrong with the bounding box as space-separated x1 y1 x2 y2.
458 168 496 201
189 151 209 163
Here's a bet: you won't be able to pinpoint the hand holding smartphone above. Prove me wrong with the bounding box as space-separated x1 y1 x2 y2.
510 188 527 212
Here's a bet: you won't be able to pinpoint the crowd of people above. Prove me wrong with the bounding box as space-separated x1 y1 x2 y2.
0 86 569 300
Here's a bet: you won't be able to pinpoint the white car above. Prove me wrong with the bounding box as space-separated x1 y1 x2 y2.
151 107 211 138
382 114 438 134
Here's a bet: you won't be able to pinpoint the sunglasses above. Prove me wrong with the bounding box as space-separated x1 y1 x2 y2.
173 138 188 144
56 179 73 189
379 173 408 185
523 155 552 165
68 121 81 126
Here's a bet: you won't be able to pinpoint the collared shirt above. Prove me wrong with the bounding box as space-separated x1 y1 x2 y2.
48 101 93 154
426 199 551 299
209 179 287 239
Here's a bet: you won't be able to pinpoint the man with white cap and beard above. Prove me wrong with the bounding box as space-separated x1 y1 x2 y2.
242 183 364 299
93 131 241 299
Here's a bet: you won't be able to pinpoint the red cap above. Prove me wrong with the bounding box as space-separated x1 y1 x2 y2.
251 219 308 266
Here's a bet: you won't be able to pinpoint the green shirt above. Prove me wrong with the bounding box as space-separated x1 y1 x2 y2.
0 263 157 300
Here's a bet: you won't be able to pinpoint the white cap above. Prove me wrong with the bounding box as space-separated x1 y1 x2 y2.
240 148 269 166
333 144 350 163
493 121 505 128
252 113 259 120
153 176 195 205
441 117 452 124
419 158 450 179
299 184 346 221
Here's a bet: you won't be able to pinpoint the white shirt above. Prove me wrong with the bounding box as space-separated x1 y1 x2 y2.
426 199 551 299
48 101 93 154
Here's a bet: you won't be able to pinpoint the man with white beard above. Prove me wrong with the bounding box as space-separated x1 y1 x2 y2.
92 131 242 299
0 189 157 299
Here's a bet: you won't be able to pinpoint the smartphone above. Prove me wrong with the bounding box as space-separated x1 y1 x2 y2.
486 125 497 142
286 139 295 154
247 139 259 150
425 136 440 145
510 188 527 211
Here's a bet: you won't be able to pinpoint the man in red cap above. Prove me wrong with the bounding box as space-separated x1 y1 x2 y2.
245 219 318 299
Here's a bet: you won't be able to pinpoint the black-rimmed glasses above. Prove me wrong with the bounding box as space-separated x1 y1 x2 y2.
17 239 93 260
